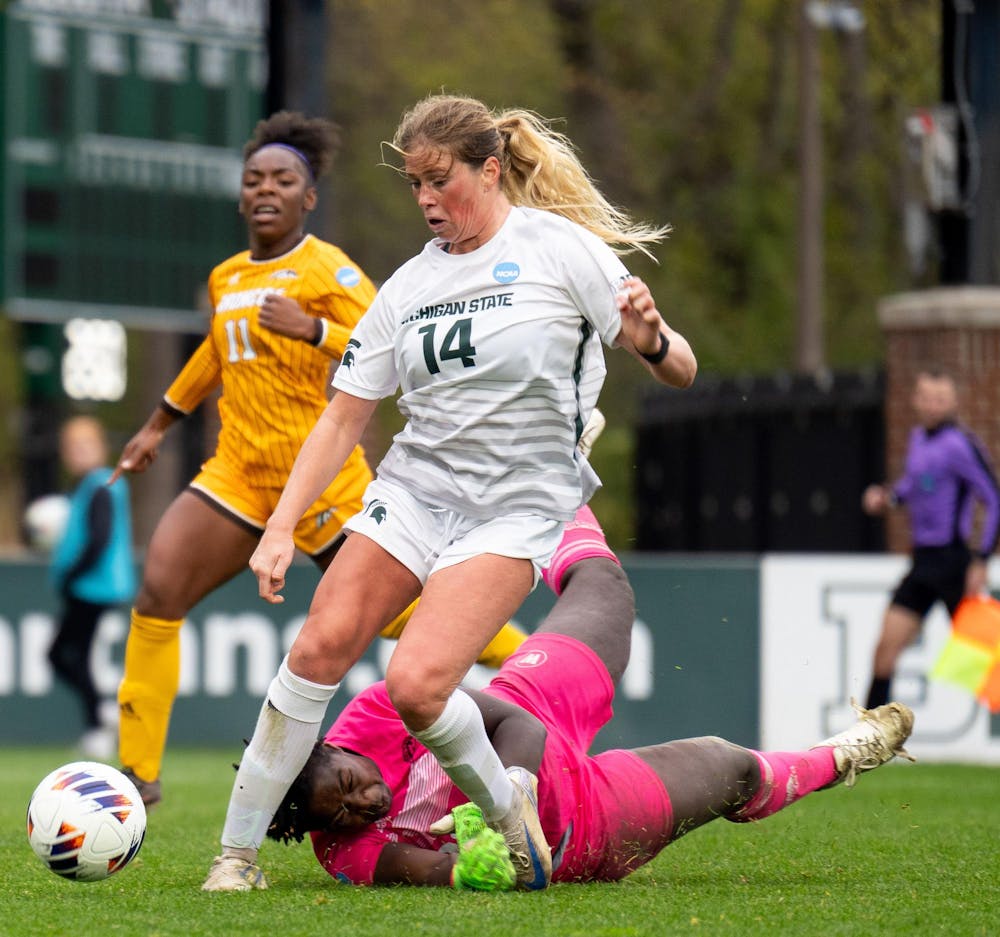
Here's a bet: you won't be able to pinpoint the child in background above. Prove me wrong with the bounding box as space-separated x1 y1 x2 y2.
49 416 136 759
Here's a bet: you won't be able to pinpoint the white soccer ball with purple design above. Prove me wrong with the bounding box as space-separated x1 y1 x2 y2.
26 761 146 882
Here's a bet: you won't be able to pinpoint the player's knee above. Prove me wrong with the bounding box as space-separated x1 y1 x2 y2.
384 667 444 728
716 738 759 786
133 576 186 620
286 622 363 685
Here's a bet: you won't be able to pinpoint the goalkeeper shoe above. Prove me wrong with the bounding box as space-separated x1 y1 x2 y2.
812 700 915 788
490 767 551 890
201 855 269 892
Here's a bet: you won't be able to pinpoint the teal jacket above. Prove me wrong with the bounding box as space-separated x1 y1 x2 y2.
51 467 136 605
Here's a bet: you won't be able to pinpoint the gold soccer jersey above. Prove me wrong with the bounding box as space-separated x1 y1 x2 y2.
165 235 376 493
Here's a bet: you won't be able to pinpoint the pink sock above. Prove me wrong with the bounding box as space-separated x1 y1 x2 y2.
727 747 838 822
541 505 620 595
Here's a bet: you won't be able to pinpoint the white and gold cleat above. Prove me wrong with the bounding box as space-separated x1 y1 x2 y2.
812 700 915 788
201 855 268 892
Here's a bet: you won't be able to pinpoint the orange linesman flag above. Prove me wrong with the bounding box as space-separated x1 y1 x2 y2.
930 595 1000 713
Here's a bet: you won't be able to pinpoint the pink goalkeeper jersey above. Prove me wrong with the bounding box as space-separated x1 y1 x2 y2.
310 634 673 884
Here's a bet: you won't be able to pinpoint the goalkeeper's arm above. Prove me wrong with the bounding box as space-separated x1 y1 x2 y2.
372 842 459 886
371 837 514 890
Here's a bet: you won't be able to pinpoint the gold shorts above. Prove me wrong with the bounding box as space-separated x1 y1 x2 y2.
190 453 370 557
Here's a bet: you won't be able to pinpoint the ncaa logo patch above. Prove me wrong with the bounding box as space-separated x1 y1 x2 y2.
336 266 362 288
512 650 548 668
492 261 520 284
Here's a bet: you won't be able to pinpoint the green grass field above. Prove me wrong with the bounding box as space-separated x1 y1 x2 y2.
1 748 994 937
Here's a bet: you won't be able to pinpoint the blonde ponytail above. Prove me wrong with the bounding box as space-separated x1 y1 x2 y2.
495 109 669 258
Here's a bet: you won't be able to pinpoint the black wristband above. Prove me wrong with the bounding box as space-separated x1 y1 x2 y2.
640 330 670 364
158 400 186 420
310 317 324 346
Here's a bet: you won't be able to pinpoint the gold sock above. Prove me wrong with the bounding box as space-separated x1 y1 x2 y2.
476 622 528 668
379 600 418 640
117 610 182 782
379 602 528 668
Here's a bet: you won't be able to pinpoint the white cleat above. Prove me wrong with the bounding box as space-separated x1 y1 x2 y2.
201 855 269 892
812 700 916 788
577 408 606 459
489 767 552 890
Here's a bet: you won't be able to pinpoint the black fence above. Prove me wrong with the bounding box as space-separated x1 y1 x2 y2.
635 370 887 553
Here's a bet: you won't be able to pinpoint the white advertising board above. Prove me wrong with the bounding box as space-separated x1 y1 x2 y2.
761 554 1000 764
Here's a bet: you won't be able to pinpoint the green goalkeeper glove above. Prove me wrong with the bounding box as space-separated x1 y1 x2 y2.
451 829 516 892
451 801 486 845
438 803 515 892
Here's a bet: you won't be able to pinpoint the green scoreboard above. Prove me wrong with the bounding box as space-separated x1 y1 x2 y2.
1 0 266 332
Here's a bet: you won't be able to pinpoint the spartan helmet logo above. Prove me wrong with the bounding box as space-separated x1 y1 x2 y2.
342 338 361 368
366 500 388 524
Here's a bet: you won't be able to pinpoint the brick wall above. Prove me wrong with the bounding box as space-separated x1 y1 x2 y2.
878 287 1000 552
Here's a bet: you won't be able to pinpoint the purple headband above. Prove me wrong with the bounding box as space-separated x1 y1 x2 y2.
255 142 315 182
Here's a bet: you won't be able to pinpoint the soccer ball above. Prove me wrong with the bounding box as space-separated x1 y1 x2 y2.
26 761 146 882
24 494 71 552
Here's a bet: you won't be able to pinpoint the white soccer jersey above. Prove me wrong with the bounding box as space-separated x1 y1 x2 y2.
333 207 628 520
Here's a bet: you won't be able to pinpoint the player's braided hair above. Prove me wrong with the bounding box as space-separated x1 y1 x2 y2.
243 110 341 181
266 781 310 845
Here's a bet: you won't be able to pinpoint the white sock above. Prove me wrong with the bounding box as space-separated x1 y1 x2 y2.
220 658 338 852
408 690 513 822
